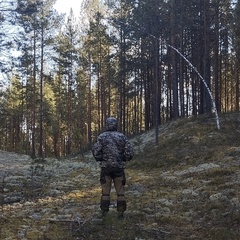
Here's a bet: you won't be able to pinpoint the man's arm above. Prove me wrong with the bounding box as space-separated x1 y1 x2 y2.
124 140 134 161
92 140 103 161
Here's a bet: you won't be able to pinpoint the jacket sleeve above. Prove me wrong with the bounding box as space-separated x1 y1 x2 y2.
92 140 103 162
123 140 134 161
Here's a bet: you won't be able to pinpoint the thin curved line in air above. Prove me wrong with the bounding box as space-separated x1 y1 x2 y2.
106 17 220 130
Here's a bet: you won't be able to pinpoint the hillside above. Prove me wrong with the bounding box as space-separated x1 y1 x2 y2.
0 113 240 240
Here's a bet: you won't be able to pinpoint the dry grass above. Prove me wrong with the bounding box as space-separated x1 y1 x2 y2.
1 113 240 239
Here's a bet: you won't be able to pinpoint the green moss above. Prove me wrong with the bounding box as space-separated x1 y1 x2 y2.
1 114 240 239
208 228 237 240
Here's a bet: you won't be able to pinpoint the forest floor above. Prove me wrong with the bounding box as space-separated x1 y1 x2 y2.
0 113 240 240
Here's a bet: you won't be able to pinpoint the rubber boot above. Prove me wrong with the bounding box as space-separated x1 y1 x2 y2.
117 200 126 220
100 199 110 217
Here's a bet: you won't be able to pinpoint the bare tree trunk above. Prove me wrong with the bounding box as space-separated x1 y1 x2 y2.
170 0 179 119
31 29 36 159
236 70 240 112
179 0 185 116
213 1 220 112
39 22 44 158
154 38 160 145
87 55 92 146
119 21 126 133
203 0 211 113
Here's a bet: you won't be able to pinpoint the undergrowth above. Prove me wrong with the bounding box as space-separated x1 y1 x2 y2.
1 113 240 239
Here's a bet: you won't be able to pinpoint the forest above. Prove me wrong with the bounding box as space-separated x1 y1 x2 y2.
0 0 239 158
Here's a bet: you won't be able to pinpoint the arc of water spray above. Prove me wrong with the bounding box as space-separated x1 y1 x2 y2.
166 44 220 130
107 17 220 129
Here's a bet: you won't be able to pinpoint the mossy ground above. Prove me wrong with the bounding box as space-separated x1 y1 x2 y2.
1 113 240 239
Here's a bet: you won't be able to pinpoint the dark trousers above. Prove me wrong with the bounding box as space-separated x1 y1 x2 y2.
100 167 126 213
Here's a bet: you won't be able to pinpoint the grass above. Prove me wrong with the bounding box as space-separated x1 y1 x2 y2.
1 113 240 239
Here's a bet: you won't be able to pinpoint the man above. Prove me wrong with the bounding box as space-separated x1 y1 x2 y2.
92 117 134 219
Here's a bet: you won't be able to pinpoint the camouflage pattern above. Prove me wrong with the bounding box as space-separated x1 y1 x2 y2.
105 117 118 131
92 117 134 215
92 130 134 168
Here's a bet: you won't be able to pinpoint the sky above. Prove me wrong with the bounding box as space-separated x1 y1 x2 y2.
53 0 83 16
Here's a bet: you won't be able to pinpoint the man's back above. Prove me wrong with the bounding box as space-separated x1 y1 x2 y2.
96 130 127 168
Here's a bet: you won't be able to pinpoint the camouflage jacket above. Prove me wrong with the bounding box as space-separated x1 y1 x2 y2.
92 130 134 169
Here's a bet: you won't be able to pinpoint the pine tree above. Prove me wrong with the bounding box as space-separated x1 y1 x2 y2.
15 0 62 157
232 0 240 111
53 9 81 155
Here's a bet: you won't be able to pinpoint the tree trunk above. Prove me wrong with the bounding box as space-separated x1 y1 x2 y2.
213 1 220 112
203 0 212 113
170 0 179 119
154 38 160 145
31 29 36 159
38 22 44 158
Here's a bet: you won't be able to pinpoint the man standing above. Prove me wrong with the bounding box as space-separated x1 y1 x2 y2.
92 117 134 219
